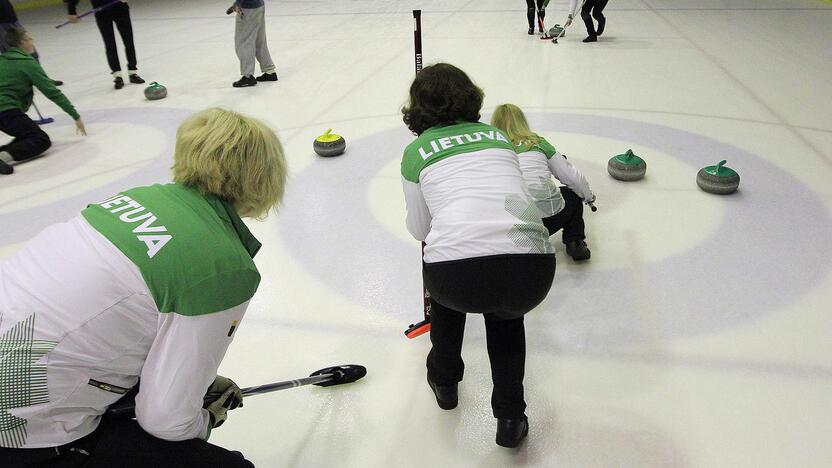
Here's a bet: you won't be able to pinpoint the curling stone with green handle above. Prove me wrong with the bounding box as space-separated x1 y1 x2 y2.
548 24 565 37
608 149 647 181
697 160 739 194
143 82 167 101
313 129 346 157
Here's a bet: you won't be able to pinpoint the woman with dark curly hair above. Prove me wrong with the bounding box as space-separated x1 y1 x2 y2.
401 63 555 448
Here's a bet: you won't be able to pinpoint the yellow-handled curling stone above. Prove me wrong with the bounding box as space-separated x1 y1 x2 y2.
313 129 346 157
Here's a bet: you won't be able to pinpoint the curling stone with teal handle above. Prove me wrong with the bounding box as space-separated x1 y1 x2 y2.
608 149 647 181
697 160 739 194
143 82 167 101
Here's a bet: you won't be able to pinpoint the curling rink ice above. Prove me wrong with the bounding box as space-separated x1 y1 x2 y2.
2 0 832 466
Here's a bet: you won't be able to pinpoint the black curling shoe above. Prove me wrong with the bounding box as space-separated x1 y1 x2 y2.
129 74 146 84
0 160 13 175
427 377 458 410
113 76 124 90
527 27 534 35
582 35 598 43
566 240 591 261
496 416 529 448
256 72 278 82
233 75 257 88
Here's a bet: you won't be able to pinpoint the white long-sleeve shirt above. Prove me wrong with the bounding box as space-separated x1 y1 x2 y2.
0 183 261 448
516 135 594 218
401 122 553 263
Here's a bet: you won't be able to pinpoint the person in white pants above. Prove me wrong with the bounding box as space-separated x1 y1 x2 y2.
232 0 277 87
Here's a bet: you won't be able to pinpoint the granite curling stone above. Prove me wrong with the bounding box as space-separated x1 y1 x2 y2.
608 149 647 181
313 129 346 157
144 82 167 101
697 160 740 195
548 24 565 37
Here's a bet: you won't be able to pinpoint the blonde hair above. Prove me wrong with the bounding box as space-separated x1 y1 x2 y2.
491 104 540 149
172 108 287 219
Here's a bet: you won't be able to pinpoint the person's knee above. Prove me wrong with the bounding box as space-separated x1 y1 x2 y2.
34 131 51 154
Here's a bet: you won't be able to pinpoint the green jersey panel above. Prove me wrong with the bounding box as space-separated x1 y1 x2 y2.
81 184 261 316
402 122 515 182
517 135 557 159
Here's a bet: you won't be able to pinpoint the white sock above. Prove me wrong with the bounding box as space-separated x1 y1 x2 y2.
0 151 13 165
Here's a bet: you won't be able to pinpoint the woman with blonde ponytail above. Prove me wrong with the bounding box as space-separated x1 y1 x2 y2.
492 104 596 260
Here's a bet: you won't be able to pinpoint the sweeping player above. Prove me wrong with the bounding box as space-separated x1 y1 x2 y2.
402 63 555 448
0 28 85 176
65 0 145 89
0 108 287 467
565 0 609 43
525 0 546 35
492 104 595 260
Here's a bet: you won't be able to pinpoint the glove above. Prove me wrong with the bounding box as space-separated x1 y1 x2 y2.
205 375 243 428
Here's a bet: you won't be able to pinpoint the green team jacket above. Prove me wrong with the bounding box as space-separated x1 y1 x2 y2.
0 48 79 120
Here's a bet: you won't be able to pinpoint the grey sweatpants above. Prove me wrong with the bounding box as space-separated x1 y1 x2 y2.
235 6 275 76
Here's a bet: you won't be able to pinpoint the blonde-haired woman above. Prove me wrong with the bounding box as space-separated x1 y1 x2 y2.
0 108 285 467
492 104 595 260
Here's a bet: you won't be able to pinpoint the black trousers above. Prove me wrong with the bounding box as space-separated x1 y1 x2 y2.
0 109 51 161
581 0 609 37
423 253 555 419
94 2 137 73
0 416 254 468
525 0 545 28
541 186 586 242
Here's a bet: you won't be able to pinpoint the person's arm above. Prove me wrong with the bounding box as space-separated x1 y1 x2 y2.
28 61 80 121
134 301 249 441
565 0 579 26
547 151 594 202
402 177 431 242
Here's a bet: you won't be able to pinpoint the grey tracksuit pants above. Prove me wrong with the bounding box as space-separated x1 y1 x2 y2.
235 6 275 76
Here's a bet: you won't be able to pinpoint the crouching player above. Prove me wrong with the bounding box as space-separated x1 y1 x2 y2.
0 108 287 467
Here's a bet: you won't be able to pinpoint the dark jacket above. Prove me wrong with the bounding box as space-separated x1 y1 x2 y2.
0 0 18 23
0 48 79 120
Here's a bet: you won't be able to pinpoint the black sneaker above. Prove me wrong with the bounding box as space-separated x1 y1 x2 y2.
114 76 124 89
427 376 458 410
256 72 278 82
565 240 591 261
597 18 606 36
129 74 146 84
496 416 529 448
582 35 598 43
527 27 534 35
233 75 257 88
0 159 13 175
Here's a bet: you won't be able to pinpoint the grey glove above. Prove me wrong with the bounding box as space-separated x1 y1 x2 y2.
205 375 243 428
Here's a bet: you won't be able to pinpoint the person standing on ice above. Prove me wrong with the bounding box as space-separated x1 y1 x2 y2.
0 108 287 467
65 0 145 89
491 103 595 261
565 0 609 43
401 63 555 448
230 0 277 88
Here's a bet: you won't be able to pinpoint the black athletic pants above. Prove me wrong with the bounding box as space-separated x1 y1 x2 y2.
94 2 137 73
541 186 586 242
525 0 545 29
581 0 609 37
0 416 254 468
0 109 51 161
423 253 555 419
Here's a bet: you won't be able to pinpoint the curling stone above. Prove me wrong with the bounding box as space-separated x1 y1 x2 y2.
608 149 647 181
697 160 739 195
313 129 346 157
548 24 565 37
144 82 167 101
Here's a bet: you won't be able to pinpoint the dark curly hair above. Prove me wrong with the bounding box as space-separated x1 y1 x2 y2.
402 63 484 135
